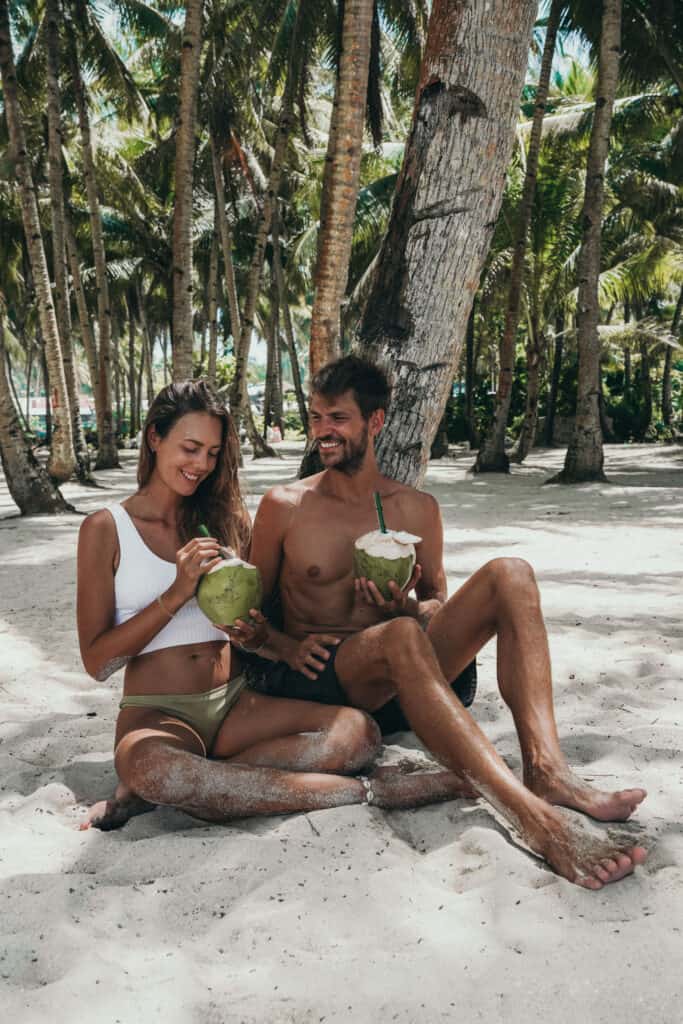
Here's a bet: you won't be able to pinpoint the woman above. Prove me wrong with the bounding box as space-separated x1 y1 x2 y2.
78 380 463 829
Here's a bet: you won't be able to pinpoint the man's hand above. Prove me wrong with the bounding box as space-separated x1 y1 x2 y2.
355 563 422 618
286 634 341 680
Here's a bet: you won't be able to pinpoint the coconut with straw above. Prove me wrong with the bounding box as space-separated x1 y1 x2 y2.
352 492 421 600
195 525 263 626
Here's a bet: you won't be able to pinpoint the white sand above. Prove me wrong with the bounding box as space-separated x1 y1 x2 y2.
0 442 681 1023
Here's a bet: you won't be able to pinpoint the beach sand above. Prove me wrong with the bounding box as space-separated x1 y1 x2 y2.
0 442 681 1023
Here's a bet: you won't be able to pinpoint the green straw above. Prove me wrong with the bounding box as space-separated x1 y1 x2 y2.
198 524 210 538
199 522 230 558
374 492 387 534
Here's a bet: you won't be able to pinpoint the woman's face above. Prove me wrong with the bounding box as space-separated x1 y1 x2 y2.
149 411 223 496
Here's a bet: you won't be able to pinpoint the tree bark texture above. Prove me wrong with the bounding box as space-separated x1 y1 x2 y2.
0 0 76 483
474 0 561 473
171 0 204 380
551 0 621 484
0 311 70 514
464 302 478 447
71 50 119 469
356 0 537 486
309 0 375 374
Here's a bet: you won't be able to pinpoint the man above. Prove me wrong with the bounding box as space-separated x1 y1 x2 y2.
237 355 647 889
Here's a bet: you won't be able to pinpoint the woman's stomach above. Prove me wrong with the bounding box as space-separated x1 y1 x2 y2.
122 640 238 697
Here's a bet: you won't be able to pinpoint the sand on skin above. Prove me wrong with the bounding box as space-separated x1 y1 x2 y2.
0 442 681 1023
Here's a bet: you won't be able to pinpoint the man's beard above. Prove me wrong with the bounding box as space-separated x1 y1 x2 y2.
320 425 369 475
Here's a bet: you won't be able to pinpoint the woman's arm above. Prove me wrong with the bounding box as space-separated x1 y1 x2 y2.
76 510 222 679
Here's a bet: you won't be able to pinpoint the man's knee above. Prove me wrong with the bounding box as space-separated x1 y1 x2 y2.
381 616 431 672
486 557 538 598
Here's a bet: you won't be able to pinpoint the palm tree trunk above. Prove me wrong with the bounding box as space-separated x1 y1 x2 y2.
228 1 305 430
0 307 71 513
0 0 75 483
662 284 682 426
70 49 119 469
544 310 564 445
474 0 561 473
510 313 544 462
464 303 478 448
549 0 621 484
272 208 308 433
127 297 137 435
210 133 241 349
309 0 375 374
636 340 652 440
46 0 93 483
207 218 219 385
171 0 204 380
136 279 156 406
65 206 99 398
356 0 537 486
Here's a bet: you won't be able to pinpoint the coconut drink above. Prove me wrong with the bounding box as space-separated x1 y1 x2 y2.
353 528 421 600
197 556 263 626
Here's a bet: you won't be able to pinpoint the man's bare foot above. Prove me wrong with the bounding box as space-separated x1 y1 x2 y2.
368 762 477 810
528 806 647 889
80 783 155 831
525 762 646 822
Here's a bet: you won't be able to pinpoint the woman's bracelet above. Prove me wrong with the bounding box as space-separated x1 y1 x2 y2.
232 636 267 656
157 594 175 619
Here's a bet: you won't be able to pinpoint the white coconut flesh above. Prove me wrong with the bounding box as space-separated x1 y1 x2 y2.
354 529 422 559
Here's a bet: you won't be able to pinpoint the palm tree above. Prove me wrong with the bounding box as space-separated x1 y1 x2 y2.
474 0 563 473
549 0 622 484
356 0 537 486
309 0 375 375
171 0 204 380
0 0 76 483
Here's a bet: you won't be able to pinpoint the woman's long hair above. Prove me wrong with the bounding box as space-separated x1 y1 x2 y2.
137 380 251 556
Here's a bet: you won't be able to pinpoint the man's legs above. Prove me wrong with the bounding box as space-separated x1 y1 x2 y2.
333 604 647 889
426 558 646 821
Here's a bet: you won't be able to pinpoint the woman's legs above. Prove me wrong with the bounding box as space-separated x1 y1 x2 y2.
83 698 473 830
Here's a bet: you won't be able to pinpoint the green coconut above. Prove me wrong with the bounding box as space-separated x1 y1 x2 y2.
196 557 263 626
353 529 421 601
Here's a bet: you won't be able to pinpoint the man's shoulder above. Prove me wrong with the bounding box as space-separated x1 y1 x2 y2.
384 478 439 516
264 473 323 505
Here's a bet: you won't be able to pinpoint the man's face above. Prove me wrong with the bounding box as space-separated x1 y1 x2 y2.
309 391 384 475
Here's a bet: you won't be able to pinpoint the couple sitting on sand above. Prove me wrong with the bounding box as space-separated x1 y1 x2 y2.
78 356 647 889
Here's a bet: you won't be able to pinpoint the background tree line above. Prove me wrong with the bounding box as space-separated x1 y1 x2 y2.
0 0 680 514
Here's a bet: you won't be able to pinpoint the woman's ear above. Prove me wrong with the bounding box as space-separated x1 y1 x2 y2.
147 425 159 453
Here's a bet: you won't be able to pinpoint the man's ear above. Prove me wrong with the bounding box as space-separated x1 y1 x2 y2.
369 408 385 437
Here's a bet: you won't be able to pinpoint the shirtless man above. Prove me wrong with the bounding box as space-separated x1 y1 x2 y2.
235 355 648 890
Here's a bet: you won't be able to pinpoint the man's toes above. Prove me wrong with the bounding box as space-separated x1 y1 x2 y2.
632 846 648 866
593 863 612 883
577 874 602 890
600 857 619 875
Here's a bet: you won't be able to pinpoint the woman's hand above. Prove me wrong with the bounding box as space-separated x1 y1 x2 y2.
221 609 269 650
172 536 223 602
286 634 341 680
355 563 422 618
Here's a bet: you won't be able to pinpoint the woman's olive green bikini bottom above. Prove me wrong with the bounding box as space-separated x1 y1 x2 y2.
119 673 248 755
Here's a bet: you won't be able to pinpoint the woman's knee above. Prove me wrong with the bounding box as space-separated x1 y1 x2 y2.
114 732 183 803
325 707 381 773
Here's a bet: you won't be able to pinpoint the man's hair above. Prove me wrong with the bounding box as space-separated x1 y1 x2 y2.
310 355 391 419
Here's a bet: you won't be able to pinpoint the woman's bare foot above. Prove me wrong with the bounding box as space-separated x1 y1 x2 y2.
525 761 646 822
368 761 477 810
528 805 648 889
80 783 155 831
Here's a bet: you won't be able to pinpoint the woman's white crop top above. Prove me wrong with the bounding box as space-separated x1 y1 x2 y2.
109 502 227 656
